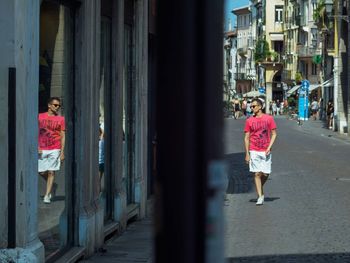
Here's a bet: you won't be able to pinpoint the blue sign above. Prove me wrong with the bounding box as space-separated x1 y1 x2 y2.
258 87 265 94
298 79 310 120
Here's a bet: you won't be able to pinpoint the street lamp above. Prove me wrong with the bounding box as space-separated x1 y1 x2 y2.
324 0 333 15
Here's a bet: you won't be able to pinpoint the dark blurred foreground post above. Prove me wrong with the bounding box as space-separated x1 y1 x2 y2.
155 1 226 263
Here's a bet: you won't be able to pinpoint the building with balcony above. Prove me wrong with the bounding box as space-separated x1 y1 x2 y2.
282 0 323 99
224 29 237 100
283 0 300 86
232 5 256 97
252 0 285 110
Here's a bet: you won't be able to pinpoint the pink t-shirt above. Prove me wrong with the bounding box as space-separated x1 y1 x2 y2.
38 112 65 150
244 114 276 152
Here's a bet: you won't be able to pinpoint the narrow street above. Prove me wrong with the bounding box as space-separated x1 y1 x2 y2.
224 116 350 262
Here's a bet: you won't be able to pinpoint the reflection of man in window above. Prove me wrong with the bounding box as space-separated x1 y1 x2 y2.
38 97 65 204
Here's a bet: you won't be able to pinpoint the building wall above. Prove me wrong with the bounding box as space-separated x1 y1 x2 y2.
283 0 299 83
0 0 45 261
0 0 14 248
265 0 284 47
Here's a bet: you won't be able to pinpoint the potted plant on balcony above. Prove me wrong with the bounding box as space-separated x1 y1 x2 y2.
270 51 278 62
254 39 270 63
295 72 302 84
313 0 326 29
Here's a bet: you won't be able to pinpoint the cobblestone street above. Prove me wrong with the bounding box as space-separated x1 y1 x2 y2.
224 116 350 262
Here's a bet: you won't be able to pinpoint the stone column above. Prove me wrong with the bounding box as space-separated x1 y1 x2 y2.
111 0 128 228
75 0 103 255
134 0 149 219
0 0 44 261
266 82 273 114
337 35 348 134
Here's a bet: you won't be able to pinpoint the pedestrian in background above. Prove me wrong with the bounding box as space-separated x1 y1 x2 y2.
279 101 284 115
311 98 319 120
318 98 324 120
326 100 334 129
241 97 247 116
276 99 281 115
246 99 252 118
272 100 277 116
233 98 241 119
244 98 277 205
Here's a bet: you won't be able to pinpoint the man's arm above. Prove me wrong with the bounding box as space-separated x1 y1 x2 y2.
244 132 250 163
266 129 277 155
60 130 65 161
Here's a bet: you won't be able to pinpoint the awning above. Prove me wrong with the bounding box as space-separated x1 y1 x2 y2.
309 84 320 92
286 78 334 96
286 85 301 96
323 78 334 87
243 90 266 98
269 33 284 41
310 78 334 92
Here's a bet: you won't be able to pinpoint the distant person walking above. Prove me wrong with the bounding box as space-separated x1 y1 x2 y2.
246 100 252 118
244 98 277 205
233 98 241 119
241 97 247 116
272 101 277 116
38 97 65 204
326 100 334 129
311 98 319 120
318 98 324 120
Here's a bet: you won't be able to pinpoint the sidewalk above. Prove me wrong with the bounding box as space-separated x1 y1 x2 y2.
287 116 350 144
78 218 153 263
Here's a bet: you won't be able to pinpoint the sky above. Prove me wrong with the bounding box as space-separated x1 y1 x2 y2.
224 0 249 32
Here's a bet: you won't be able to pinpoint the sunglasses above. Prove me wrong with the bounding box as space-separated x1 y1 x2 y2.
52 104 61 108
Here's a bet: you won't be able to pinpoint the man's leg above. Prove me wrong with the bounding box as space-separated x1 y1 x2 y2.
39 171 48 181
260 173 269 197
45 171 55 197
254 172 263 197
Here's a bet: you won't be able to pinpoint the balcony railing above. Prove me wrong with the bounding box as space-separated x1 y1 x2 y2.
296 45 317 57
237 47 248 56
234 73 246 80
282 69 292 80
295 15 305 27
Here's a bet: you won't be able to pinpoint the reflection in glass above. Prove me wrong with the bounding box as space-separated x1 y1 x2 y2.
100 18 111 220
38 1 73 259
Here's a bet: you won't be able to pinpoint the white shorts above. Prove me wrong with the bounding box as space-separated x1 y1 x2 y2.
249 150 272 174
38 149 61 172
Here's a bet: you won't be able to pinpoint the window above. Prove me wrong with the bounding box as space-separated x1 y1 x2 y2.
312 63 317 75
275 6 283 22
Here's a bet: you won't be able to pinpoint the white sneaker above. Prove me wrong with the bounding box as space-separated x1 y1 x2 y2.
256 195 264 205
43 195 51 204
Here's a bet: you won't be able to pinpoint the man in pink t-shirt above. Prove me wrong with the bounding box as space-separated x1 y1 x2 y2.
38 97 65 204
244 98 277 205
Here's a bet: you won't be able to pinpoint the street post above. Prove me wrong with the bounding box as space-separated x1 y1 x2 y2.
298 79 310 124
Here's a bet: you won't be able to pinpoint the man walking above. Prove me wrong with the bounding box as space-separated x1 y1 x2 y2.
38 97 65 204
244 98 277 205
310 98 319 121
